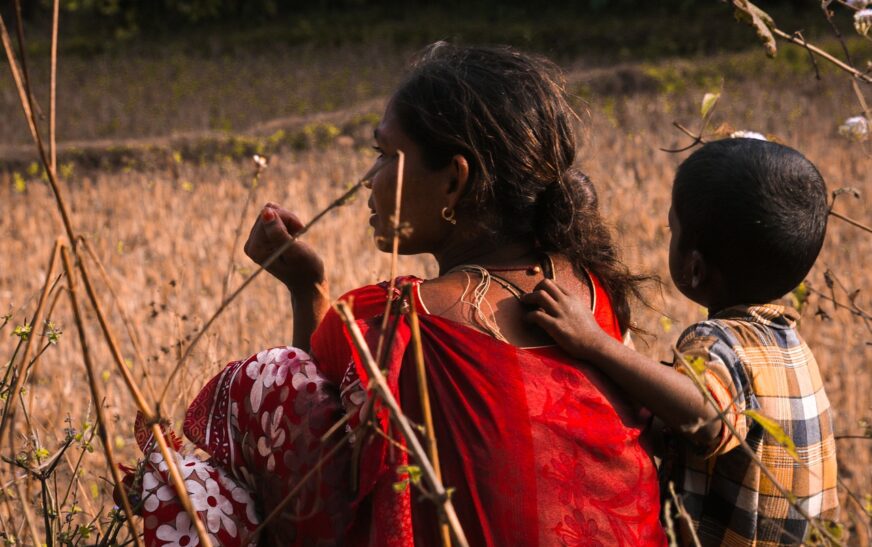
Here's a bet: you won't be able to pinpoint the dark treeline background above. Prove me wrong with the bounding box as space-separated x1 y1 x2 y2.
5 0 833 61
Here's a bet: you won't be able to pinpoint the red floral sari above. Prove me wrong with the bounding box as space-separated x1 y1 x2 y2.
132 276 666 546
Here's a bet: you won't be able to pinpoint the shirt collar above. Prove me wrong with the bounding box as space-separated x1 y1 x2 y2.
709 303 799 328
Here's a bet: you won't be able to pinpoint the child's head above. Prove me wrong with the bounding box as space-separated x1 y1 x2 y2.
669 138 828 309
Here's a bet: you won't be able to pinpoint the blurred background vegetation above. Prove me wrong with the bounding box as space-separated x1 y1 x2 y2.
4 0 835 59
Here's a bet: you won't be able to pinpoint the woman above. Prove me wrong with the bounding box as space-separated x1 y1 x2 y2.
133 43 666 546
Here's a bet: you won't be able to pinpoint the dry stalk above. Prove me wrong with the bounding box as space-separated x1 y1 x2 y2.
147 422 213 547
404 283 451 547
666 481 702 547
222 163 265 300
14 478 41 546
672 346 842 545
0 239 62 446
50 0 59 173
157 179 365 408
0 12 37 144
829 210 872 234
771 27 872 84
375 150 405 366
0 11 75 242
60 246 144 547
69 248 213 547
335 301 470 547
79 238 158 401
72 247 156 420
250 429 354 537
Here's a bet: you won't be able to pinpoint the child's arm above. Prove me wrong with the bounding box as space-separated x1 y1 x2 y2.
521 279 721 447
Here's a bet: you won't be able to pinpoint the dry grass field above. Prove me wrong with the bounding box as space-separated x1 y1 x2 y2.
1 39 870 544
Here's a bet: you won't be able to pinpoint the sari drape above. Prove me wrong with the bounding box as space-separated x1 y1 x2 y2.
131 276 666 546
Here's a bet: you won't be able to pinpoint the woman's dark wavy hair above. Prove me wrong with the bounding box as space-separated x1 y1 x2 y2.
391 42 647 332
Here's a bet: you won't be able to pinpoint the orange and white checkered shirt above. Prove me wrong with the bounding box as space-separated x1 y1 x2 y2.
662 304 839 546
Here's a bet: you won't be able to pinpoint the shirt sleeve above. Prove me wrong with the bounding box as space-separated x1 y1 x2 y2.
673 322 753 457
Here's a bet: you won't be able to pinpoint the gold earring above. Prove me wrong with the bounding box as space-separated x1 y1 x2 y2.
441 207 457 225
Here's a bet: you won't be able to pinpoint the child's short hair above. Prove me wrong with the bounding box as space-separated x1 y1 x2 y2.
672 138 828 303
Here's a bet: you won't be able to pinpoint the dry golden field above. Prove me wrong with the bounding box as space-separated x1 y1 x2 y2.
1 46 871 543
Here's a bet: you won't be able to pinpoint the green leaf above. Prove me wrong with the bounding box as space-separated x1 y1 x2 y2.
790 282 809 312
397 464 422 485
392 479 409 493
700 92 720 119
683 355 707 375
743 409 800 462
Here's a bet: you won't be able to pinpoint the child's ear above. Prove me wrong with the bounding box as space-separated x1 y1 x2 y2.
689 250 707 290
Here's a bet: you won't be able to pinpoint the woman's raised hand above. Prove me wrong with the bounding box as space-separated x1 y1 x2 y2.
244 203 325 292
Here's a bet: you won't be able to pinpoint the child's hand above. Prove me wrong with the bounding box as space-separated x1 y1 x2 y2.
521 278 610 361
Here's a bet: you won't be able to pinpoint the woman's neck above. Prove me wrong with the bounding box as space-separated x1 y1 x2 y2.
433 234 538 275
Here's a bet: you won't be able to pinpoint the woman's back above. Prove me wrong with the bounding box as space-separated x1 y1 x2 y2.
310 274 665 546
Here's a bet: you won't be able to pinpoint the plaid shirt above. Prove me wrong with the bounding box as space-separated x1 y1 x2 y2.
663 304 839 546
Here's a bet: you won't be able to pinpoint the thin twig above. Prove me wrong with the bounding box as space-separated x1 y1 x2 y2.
667 481 702 547
222 163 265 300
148 423 213 547
672 346 842 544
0 239 62 445
157 180 365 408
830 209 872 234
50 0 60 174
72 247 156 420
375 150 406 366
0 12 75 242
60 246 144 547
794 31 822 80
79 238 158 401
404 283 451 547
772 27 872 83
335 301 470 547
14 478 41 546
250 429 354 537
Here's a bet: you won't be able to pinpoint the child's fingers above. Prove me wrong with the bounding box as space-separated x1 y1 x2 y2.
520 290 560 315
525 308 559 331
532 278 566 301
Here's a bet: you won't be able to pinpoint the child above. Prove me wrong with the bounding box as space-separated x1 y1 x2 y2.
522 138 839 545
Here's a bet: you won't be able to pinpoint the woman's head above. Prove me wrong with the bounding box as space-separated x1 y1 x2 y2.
389 42 578 240
367 43 645 331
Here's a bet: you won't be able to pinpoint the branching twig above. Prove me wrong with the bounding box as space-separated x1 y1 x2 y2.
375 150 406 366
157 179 365 408
673 345 842 544
404 283 451 547
335 301 470 547
221 159 266 300
0 239 62 445
60 246 144 547
250 428 354 537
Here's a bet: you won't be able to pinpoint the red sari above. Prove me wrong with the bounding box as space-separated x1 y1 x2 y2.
132 276 666 546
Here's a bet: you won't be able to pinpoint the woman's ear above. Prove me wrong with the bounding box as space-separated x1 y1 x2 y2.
445 154 470 209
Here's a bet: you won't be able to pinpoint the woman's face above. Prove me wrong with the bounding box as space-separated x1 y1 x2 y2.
365 102 456 255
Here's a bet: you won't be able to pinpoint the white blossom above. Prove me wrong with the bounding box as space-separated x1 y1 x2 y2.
838 116 869 141
730 130 768 141
252 154 268 169
855 8 872 36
